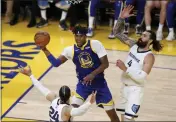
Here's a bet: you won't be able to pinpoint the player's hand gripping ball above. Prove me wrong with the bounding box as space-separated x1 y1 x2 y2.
34 31 50 49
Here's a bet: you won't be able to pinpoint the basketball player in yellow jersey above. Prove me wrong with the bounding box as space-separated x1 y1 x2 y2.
113 5 163 121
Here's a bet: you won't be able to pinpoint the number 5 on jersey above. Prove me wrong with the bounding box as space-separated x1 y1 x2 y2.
127 60 132 67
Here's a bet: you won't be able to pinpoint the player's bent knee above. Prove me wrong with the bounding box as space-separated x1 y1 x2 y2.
145 5 153 11
146 1 155 9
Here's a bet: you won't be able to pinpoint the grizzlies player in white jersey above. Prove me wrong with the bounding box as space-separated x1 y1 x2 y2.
18 66 96 122
113 5 163 121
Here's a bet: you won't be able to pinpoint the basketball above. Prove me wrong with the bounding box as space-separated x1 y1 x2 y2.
34 31 50 47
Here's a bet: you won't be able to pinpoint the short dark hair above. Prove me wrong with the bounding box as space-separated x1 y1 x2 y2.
72 25 87 35
146 30 163 52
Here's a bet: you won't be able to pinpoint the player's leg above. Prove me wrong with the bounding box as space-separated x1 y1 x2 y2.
124 0 135 34
5 0 14 23
58 10 69 30
55 0 71 30
116 84 127 121
68 4 80 31
108 0 123 39
36 0 49 28
135 0 146 35
144 0 155 31
124 86 144 121
71 84 91 107
9 0 20 26
156 0 169 41
87 0 100 37
166 1 176 41
27 0 37 28
96 83 120 121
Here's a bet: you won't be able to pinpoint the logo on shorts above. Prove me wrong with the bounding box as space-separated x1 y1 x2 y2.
132 104 140 114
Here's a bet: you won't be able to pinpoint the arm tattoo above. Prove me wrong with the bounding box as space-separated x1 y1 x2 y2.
113 18 136 47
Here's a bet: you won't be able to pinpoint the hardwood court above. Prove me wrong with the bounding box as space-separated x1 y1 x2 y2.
1 21 176 121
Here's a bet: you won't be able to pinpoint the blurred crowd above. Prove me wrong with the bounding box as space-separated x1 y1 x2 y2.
2 0 176 41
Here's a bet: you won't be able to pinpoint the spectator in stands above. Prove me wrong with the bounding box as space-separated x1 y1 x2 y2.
4 0 14 23
86 0 100 37
10 0 37 28
108 0 146 39
124 0 146 35
166 1 176 41
145 0 169 41
108 0 123 39
36 0 49 28
36 0 71 29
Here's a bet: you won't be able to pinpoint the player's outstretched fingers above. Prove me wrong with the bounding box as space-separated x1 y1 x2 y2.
28 65 32 72
93 91 97 96
90 91 97 104
20 65 24 69
18 66 24 74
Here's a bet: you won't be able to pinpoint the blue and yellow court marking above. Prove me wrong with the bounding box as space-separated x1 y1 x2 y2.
3 117 46 121
1 20 176 121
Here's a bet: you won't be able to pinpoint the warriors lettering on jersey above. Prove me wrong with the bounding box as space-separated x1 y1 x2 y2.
73 40 106 88
129 52 140 63
78 52 94 68
122 45 152 86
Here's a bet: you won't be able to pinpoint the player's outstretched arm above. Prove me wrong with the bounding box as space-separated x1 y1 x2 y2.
42 47 68 67
18 66 57 102
113 5 136 47
63 91 96 118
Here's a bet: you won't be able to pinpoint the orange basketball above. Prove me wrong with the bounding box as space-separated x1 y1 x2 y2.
34 31 50 47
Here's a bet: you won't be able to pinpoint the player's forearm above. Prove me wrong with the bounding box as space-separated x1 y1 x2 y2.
30 75 52 97
113 18 136 47
47 54 62 67
126 67 147 84
42 48 62 67
91 64 109 76
113 17 125 35
42 47 51 57
70 101 92 116
113 18 130 45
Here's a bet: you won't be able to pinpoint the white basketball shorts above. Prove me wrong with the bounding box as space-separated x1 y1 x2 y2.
116 84 144 119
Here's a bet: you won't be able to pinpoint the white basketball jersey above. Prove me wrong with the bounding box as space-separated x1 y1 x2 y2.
49 98 71 122
121 45 153 86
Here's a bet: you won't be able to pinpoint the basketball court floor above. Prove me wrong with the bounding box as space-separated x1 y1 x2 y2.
1 20 176 121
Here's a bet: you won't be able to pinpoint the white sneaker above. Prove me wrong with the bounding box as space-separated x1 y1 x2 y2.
156 31 163 41
108 30 115 39
166 32 175 41
86 28 93 37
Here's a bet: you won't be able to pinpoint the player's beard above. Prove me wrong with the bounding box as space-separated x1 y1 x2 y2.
136 38 148 48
